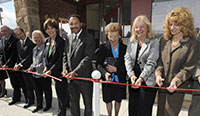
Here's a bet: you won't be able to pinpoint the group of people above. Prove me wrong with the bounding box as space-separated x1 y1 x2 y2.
0 14 95 116
97 7 200 116
0 7 199 116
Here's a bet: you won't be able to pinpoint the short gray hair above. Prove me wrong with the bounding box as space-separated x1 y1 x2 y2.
32 30 45 43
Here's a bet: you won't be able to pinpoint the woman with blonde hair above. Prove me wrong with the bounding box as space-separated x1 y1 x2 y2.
124 15 159 116
155 7 200 116
97 22 127 116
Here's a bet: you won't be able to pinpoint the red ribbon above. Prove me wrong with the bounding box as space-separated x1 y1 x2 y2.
1 67 200 92
0 68 62 81
63 76 200 92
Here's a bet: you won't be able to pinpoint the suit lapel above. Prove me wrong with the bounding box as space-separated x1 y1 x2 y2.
17 41 23 60
69 31 84 58
48 36 60 58
4 35 12 50
2 37 7 49
131 42 138 61
138 42 148 60
164 39 172 62
44 38 51 60
106 41 113 57
48 42 56 58
70 37 81 57
68 35 73 58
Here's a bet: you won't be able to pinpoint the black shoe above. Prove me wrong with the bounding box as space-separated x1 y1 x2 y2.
43 106 51 111
8 100 20 105
25 99 28 104
23 102 34 108
32 106 42 113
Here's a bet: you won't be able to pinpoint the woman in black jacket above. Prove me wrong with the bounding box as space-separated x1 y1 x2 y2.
96 22 127 116
43 18 68 116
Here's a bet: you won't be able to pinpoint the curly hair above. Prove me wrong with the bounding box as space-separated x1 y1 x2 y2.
163 7 195 39
105 22 122 36
130 15 155 42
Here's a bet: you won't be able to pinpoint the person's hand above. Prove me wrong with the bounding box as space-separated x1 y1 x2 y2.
134 77 143 88
167 77 182 93
43 67 48 73
198 76 200 84
106 65 117 73
14 64 21 70
66 72 76 80
62 70 68 77
43 70 51 78
105 72 111 81
2 65 8 68
45 70 51 75
42 68 51 78
27 67 34 71
156 75 164 87
130 76 137 88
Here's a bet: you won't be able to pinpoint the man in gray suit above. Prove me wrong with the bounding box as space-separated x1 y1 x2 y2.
62 14 96 116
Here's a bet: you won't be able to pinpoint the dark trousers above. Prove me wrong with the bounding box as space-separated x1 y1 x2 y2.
9 71 27 101
188 94 200 116
23 73 35 103
68 81 93 116
35 77 52 107
55 78 69 116
129 86 156 116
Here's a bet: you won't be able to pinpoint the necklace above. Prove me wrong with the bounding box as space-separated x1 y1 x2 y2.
171 41 179 48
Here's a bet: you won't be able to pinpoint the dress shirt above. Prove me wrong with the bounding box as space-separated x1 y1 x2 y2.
73 29 82 39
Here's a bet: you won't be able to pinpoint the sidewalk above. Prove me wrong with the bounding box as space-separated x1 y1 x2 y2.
0 79 189 116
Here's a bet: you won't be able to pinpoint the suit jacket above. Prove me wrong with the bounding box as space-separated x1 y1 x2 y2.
30 43 45 78
43 35 64 78
124 38 159 86
96 41 127 84
191 39 200 94
16 37 35 70
2 34 19 67
156 36 200 87
63 30 96 80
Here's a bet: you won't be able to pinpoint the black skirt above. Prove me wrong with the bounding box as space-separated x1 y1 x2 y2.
0 70 8 80
102 83 126 103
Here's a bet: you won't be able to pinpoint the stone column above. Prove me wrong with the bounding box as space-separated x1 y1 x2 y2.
14 0 40 36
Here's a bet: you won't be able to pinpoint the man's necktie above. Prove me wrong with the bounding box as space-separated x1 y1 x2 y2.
22 41 25 48
72 35 77 50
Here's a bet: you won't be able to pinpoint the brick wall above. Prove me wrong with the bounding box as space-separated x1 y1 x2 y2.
38 0 77 29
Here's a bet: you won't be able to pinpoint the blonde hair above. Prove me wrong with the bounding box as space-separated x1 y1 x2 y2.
130 15 155 42
164 7 195 39
32 30 45 44
105 22 122 36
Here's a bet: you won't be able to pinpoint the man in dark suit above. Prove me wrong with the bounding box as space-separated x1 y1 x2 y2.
0 25 28 105
62 14 96 116
14 27 35 108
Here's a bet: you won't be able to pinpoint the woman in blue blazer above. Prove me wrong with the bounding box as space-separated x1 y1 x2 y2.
124 15 159 116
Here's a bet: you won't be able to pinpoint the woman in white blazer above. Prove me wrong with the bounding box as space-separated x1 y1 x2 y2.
124 15 159 116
